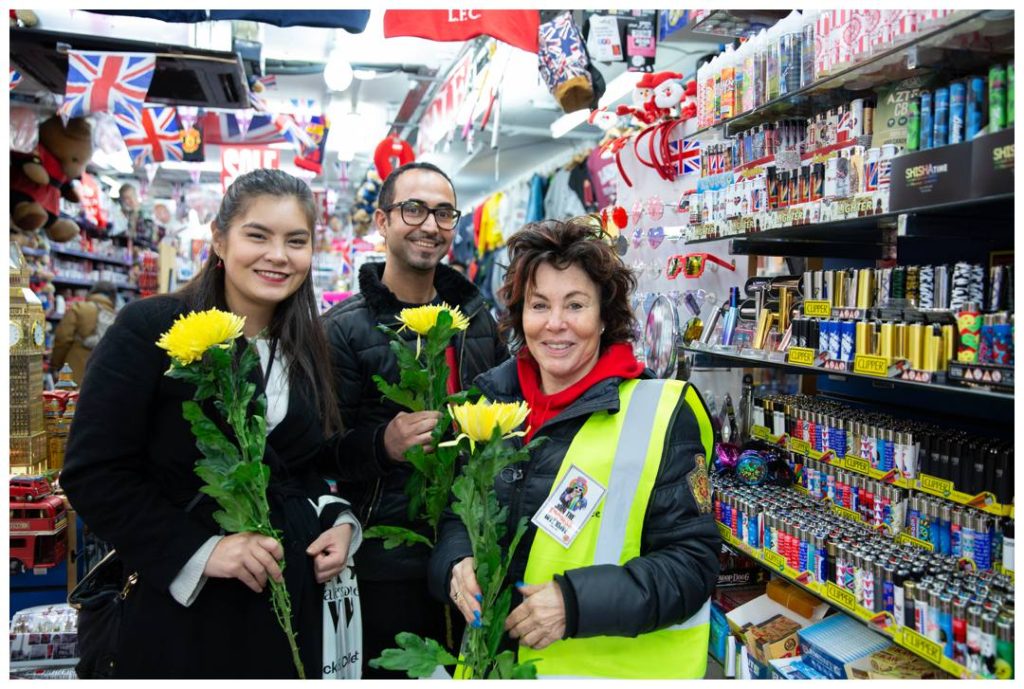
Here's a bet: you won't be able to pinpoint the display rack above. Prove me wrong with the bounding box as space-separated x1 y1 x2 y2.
684 345 1014 402
686 194 1014 257
50 247 132 267
716 521 987 679
690 10 1012 141
51 276 139 291
748 425 1014 518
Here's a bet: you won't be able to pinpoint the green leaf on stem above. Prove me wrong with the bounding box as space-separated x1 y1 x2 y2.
368 632 456 678
363 525 434 550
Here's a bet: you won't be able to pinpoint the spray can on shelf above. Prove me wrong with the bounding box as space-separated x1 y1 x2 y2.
933 86 950 147
989 64 1007 132
949 81 966 144
920 91 934 150
967 75 987 140
906 99 920 151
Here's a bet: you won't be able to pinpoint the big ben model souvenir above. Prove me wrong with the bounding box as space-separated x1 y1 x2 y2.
10 243 49 474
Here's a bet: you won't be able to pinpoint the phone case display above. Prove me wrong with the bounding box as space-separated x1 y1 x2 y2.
10 244 49 475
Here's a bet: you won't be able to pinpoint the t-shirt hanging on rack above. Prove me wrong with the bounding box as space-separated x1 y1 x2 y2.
543 168 587 220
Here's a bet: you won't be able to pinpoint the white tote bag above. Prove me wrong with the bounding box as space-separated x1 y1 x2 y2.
322 560 362 679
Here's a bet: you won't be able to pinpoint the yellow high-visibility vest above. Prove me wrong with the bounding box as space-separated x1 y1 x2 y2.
519 378 713 679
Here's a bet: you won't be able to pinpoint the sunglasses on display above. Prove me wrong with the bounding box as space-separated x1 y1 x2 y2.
666 252 736 280
383 200 462 229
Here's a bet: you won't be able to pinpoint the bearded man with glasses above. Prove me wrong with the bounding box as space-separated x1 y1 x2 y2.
323 161 508 677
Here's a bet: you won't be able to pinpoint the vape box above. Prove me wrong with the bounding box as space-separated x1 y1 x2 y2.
970 127 1014 197
889 141 974 211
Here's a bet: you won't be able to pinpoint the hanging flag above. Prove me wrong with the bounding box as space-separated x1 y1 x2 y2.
248 90 314 150
234 110 254 139
178 105 199 131
293 115 330 175
256 74 277 90
189 166 203 185
10 68 22 90
383 10 540 53
289 98 317 129
202 111 287 145
59 50 155 123
115 105 184 167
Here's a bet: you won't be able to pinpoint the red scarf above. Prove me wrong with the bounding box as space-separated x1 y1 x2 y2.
517 342 644 442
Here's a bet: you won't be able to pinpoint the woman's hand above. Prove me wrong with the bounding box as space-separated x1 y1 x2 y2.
505 582 566 650
204 532 284 593
306 523 353 584
449 557 483 626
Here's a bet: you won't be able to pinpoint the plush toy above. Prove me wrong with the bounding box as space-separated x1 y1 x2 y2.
11 115 94 243
616 71 684 126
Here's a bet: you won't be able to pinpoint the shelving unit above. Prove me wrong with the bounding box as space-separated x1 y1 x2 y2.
50 247 132 267
716 522 987 679
690 10 1012 142
51 276 139 291
683 345 1014 402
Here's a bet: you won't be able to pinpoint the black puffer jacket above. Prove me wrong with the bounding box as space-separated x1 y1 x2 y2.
323 262 508 581
429 358 721 639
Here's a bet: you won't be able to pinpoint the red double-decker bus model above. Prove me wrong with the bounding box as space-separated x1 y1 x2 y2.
10 477 68 576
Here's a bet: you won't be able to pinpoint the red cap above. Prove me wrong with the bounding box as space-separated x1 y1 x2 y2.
636 71 683 89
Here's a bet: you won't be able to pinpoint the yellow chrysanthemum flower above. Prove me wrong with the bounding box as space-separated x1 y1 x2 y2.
449 398 531 448
156 308 246 366
397 302 470 336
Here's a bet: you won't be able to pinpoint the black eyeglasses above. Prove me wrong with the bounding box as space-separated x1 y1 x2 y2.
383 200 462 230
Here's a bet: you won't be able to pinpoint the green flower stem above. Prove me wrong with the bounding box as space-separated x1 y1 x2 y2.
269 578 305 679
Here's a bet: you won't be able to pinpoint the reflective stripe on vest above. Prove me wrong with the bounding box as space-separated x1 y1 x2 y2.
519 378 711 679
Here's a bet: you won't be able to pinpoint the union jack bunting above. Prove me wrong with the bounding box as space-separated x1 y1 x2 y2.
60 51 155 123
668 138 701 177
115 106 183 167
256 74 277 90
202 111 288 145
249 90 313 150
10 68 22 90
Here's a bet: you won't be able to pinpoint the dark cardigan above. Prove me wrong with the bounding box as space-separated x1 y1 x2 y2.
61 295 349 678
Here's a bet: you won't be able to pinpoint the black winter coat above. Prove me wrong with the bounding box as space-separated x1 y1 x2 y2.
323 262 508 581
429 357 721 640
61 296 351 678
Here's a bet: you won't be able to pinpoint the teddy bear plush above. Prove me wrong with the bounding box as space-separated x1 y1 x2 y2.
11 115 94 243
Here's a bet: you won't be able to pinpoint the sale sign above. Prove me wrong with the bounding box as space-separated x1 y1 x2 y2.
220 146 280 193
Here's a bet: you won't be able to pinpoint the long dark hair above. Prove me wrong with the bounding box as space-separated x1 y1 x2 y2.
177 168 340 434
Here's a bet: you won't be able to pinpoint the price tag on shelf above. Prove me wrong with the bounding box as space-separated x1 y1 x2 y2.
803 300 832 318
751 425 770 441
896 532 935 552
824 581 859 612
762 548 787 571
898 627 944 666
918 473 954 498
788 437 811 456
831 503 862 523
787 346 818 367
853 354 892 377
717 522 733 542
843 455 873 475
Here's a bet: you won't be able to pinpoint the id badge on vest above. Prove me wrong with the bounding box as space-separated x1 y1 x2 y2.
531 465 607 549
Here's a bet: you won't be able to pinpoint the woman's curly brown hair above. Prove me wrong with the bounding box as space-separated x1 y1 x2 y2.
498 216 637 352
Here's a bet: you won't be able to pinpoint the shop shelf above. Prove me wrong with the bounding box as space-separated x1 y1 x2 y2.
51 276 139 291
748 424 1013 517
715 520 988 679
19 247 48 257
685 193 1013 253
50 247 132 267
683 345 1014 402
689 10 1011 142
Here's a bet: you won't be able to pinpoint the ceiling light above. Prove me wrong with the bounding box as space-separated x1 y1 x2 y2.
549 70 644 139
324 47 353 92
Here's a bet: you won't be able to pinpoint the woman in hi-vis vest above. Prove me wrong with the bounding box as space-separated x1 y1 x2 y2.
429 218 721 679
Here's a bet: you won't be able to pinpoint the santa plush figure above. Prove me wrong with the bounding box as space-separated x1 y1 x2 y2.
616 71 684 126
